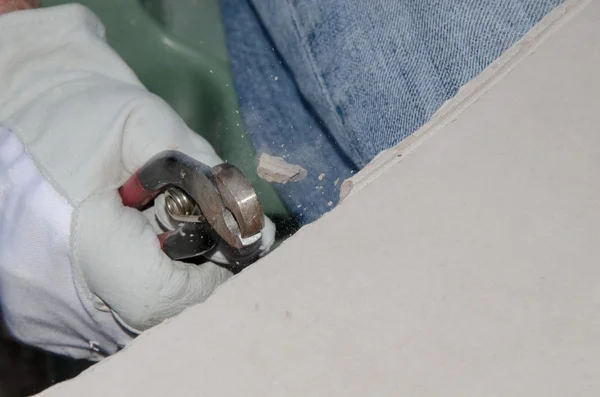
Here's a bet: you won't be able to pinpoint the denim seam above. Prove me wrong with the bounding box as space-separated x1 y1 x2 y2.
282 0 364 165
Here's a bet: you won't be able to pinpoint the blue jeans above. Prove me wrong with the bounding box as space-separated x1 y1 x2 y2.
220 0 564 224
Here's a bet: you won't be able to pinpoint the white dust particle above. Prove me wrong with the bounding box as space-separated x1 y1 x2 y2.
318 173 325 181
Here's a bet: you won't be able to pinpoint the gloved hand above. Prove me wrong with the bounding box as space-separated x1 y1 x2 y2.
0 4 275 360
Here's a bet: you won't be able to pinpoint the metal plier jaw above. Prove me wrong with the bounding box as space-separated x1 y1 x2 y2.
118 150 264 261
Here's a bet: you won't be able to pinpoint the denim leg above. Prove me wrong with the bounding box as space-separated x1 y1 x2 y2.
220 0 358 224
221 0 564 223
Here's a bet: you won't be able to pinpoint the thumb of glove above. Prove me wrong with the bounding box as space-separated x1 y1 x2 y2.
75 190 232 333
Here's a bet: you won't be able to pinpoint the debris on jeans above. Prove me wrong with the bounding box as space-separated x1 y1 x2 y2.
257 153 308 184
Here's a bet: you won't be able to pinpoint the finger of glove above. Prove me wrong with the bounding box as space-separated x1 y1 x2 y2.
120 96 223 175
74 191 232 332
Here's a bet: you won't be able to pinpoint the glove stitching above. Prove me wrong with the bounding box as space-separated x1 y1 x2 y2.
3 81 151 208
119 97 155 176
4 124 76 207
69 203 111 361
71 194 139 357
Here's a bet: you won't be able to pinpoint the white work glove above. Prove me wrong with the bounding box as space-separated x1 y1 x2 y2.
0 4 274 360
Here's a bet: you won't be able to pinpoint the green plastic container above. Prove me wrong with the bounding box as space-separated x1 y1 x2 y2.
41 0 290 224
